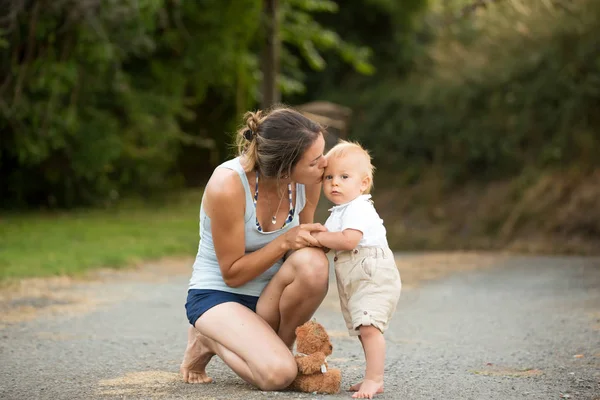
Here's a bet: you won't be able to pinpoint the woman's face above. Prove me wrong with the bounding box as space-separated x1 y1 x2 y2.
291 134 327 185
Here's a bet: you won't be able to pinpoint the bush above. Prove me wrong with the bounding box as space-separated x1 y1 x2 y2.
350 0 600 183
0 0 261 208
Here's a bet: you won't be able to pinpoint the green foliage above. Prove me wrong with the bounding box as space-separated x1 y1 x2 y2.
279 0 375 96
0 0 262 207
349 0 600 182
0 0 379 208
290 0 427 102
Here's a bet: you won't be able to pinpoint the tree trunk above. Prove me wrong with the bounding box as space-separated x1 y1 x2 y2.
261 0 280 109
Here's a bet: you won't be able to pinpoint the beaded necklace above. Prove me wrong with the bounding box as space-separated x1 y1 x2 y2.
253 171 295 232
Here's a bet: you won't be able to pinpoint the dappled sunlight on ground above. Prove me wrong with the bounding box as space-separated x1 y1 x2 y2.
396 252 503 288
470 365 543 378
97 371 183 398
0 252 503 329
0 257 192 328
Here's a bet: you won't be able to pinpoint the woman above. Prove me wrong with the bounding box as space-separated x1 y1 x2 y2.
180 106 330 391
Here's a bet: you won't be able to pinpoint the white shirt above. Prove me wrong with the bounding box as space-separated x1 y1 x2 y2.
324 194 388 248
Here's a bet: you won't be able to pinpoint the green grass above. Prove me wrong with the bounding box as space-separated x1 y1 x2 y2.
0 190 203 280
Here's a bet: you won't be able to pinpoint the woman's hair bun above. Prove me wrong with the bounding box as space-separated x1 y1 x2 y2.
245 110 263 134
243 129 254 141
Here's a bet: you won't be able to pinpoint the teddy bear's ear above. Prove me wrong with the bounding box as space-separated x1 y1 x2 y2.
296 321 310 336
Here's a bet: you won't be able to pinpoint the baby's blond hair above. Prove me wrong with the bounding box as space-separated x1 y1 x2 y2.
325 140 375 193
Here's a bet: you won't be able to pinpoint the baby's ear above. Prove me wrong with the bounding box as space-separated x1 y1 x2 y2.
360 176 371 193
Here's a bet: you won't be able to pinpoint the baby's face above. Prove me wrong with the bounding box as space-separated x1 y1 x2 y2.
322 155 369 205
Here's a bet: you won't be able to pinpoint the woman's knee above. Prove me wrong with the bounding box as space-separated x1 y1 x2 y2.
288 248 329 291
255 356 298 391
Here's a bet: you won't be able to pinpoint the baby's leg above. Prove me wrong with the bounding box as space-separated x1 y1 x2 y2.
351 325 385 399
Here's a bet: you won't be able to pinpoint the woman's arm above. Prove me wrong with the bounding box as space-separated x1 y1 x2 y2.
204 169 324 288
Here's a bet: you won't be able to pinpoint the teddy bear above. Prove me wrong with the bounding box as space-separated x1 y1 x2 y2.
287 320 342 394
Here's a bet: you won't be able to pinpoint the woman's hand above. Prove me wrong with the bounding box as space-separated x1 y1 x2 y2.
284 223 327 250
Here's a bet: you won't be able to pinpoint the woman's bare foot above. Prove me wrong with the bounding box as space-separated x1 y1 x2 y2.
350 379 384 399
180 326 215 384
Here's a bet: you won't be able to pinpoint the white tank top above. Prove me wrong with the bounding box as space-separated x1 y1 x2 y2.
188 157 307 296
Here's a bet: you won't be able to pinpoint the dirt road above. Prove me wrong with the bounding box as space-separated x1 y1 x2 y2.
1 253 599 399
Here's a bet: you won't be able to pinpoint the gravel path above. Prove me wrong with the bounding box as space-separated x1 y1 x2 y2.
1 253 599 400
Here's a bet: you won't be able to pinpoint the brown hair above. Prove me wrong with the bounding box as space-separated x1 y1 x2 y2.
235 105 324 178
325 140 375 193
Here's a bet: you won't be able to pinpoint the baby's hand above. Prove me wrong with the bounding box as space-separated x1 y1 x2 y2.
311 232 330 253
311 231 323 243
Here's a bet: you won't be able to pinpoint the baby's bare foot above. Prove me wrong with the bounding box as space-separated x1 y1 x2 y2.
349 381 384 392
351 379 384 399
180 327 214 384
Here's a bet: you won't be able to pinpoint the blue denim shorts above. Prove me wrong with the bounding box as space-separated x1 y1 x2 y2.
185 289 259 326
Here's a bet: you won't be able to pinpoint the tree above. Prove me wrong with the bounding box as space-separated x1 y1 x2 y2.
260 0 375 108
0 0 376 207
261 0 281 108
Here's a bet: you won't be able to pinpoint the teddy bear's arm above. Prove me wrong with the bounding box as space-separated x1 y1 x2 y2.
295 352 327 375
